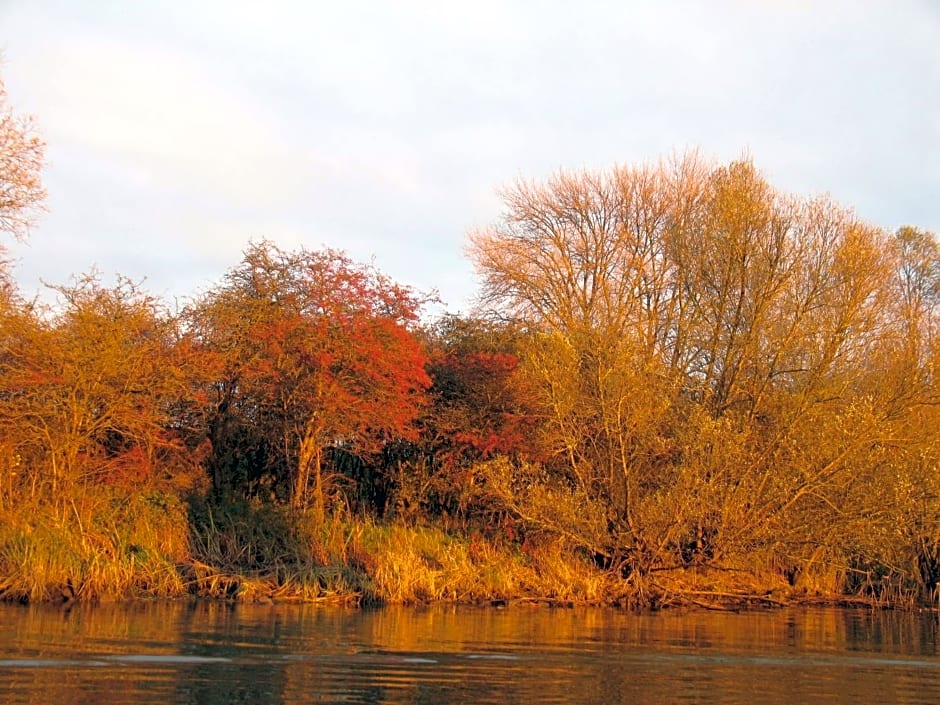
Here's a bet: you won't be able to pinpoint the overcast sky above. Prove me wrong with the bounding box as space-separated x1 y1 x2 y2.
1 0 938 314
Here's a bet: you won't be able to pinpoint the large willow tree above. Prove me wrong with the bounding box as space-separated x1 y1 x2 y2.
469 153 940 600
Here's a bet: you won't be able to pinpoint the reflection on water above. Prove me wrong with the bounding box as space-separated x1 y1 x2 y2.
1 601 939 704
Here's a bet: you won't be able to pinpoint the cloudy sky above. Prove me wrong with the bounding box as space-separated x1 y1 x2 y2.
1 0 937 314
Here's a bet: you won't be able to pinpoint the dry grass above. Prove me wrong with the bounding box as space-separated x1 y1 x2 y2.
5 487 911 608
185 501 369 603
354 524 609 605
0 489 189 603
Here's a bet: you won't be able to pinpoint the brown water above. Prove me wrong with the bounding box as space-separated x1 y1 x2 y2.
1 602 939 704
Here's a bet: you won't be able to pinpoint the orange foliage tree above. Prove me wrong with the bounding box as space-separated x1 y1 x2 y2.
468 154 930 589
0 275 195 503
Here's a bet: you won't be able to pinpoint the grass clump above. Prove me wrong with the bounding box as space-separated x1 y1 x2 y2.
185 500 370 603
0 489 189 603
353 523 608 605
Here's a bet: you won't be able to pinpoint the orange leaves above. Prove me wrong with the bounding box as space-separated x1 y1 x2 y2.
0 275 195 499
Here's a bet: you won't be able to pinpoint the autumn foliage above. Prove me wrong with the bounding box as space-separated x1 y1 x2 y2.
3 62 940 607
186 241 431 515
0 276 199 501
469 155 940 603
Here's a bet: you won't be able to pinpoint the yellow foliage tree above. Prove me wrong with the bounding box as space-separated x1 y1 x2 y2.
469 153 938 600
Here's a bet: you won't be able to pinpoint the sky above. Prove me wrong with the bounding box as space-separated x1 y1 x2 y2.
1 0 938 315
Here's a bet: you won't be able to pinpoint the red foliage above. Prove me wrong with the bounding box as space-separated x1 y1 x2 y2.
188 241 432 507
424 340 540 469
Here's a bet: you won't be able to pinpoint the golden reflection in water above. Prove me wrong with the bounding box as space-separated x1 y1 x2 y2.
1 603 940 705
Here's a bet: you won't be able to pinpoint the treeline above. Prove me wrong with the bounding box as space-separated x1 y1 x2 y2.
3 71 940 607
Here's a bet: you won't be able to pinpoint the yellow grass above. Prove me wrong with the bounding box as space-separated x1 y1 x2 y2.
2 488 914 608
0 489 189 603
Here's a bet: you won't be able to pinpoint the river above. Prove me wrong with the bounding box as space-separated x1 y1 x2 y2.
1 601 939 703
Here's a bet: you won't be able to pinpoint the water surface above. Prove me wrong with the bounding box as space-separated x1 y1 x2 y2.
1 601 938 703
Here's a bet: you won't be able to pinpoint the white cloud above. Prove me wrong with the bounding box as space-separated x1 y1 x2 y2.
31 36 309 207
1 0 938 314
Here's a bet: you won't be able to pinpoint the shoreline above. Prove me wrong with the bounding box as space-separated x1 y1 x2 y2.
3 491 935 612
2 540 931 612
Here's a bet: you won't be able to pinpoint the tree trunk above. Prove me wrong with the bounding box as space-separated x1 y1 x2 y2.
295 418 324 521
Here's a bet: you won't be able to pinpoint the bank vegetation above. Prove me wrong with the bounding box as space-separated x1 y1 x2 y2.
3 71 940 609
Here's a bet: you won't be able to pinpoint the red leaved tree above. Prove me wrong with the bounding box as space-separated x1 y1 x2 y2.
392 314 543 523
188 241 431 516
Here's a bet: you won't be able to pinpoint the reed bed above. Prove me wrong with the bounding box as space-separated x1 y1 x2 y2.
0 489 613 606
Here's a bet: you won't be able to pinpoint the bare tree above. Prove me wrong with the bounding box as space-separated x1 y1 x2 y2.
0 66 46 241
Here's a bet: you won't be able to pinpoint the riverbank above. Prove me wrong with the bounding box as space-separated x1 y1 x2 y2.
0 489 922 611
0 491 612 606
